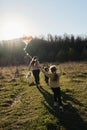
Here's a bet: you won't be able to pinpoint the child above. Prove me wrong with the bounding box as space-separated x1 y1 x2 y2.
41 65 63 110
44 67 49 85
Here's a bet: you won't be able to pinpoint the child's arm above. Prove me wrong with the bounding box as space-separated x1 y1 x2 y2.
40 66 50 77
58 65 63 76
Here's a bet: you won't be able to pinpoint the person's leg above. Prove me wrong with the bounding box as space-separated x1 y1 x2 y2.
36 69 40 85
56 87 62 106
51 88 62 104
45 76 49 84
32 69 40 85
51 88 57 104
56 87 63 111
32 70 37 84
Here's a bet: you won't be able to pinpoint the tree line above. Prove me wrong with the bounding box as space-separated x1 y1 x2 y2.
0 34 87 66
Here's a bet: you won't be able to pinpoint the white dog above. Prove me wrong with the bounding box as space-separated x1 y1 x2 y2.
26 71 32 78
26 71 32 84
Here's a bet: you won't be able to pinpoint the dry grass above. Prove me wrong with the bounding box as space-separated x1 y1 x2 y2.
0 61 87 130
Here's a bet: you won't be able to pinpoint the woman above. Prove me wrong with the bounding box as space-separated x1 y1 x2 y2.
29 56 40 87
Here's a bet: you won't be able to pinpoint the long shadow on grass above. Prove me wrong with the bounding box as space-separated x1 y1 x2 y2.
37 86 87 130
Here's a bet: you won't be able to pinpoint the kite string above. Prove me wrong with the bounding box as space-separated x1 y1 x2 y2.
23 39 32 59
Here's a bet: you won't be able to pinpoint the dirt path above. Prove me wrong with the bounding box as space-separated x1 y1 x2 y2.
11 92 24 107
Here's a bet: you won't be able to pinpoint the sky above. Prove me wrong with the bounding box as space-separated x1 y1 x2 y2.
0 0 87 40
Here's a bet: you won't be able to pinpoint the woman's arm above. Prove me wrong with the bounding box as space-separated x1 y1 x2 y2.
28 62 32 70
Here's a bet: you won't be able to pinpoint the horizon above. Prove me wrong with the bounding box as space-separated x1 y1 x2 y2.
0 33 87 42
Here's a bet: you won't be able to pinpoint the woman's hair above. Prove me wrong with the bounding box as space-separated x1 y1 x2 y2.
33 56 38 61
50 65 59 81
31 56 38 66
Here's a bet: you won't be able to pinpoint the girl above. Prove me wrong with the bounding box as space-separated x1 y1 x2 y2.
41 65 63 110
29 56 40 87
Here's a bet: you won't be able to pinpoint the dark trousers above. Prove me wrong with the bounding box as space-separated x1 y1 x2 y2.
51 87 62 106
45 75 49 84
32 69 40 85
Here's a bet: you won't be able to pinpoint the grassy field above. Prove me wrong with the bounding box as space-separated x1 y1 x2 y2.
0 62 87 130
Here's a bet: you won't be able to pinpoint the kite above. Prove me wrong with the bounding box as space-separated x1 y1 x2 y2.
22 37 33 59
23 37 32 45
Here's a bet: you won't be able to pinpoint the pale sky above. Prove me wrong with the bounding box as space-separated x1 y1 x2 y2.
0 0 87 40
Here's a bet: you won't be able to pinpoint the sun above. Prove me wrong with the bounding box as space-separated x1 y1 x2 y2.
2 20 26 40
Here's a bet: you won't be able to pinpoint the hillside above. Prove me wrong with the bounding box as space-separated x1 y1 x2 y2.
0 62 87 130
0 35 87 66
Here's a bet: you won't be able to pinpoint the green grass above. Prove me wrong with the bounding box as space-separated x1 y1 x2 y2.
0 62 87 130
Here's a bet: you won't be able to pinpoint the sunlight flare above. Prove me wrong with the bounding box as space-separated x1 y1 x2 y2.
2 20 27 40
